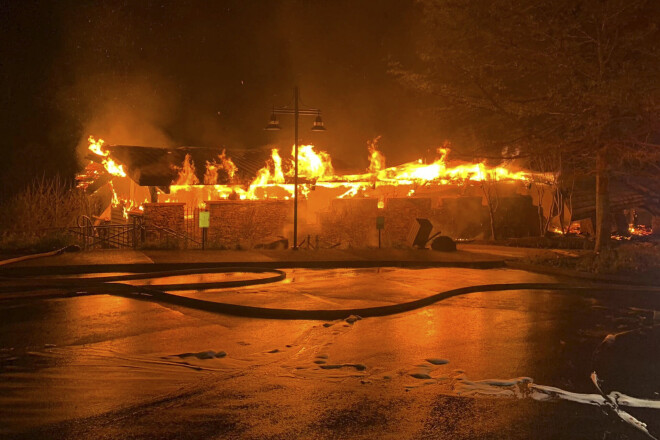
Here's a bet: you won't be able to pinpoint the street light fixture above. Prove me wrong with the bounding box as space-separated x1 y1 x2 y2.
265 111 281 130
265 86 325 250
311 111 326 131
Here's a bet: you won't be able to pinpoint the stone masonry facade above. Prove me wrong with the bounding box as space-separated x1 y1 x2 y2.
206 200 291 248
382 198 433 247
142 203 185 245
319 198 379 248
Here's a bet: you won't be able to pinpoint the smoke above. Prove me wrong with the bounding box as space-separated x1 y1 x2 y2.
71 74 179 164
51 1 452 174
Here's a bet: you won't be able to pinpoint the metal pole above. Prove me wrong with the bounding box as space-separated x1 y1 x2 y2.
293 86 299 250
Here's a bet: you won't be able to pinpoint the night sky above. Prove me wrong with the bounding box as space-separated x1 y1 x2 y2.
0 0 451 196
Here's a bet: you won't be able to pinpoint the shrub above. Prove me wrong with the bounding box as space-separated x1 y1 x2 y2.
0 230 77 254
0 176 102 253
575 243 660 275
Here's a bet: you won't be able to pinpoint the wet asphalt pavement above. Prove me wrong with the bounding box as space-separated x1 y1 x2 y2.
1 267 659 439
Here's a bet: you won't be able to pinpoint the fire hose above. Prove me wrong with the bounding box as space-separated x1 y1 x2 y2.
1 267 659 321
0 245 81 267
1 247 659 320
3 256 658 438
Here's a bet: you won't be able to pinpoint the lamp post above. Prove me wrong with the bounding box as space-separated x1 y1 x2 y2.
265 86 325 250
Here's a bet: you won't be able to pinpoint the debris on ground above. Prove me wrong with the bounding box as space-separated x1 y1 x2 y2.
345 315 362 324
176 350 227 360
426 358 449 365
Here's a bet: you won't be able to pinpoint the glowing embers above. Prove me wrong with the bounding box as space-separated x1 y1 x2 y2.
629 224 652 237
612 224 653 241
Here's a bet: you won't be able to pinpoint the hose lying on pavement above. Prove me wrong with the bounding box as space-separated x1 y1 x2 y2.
1 265 659 320
0 266 287 292
0 245 80 267
116 282 660 320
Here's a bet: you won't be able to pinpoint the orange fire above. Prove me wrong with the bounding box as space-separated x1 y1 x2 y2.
367 135 385 175
167 138 531 205
204 149 238 184
79 134 535 220
87 136 126 177
172 154 200 185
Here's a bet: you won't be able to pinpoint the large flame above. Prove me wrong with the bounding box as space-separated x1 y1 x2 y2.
173 154 200 185
290 145 334 180
87 136 126 177
367 136 385 175
165 140 531 205
203 149 238 184
78 134 536 220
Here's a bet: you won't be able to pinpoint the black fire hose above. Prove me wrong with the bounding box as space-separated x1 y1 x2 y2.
1 247 658 321
2 266 659 320
0 245 80 267
112 282 660 320
0 267 287 293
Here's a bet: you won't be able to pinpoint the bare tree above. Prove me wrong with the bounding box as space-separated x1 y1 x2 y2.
393 0 660 252
480 177 499 240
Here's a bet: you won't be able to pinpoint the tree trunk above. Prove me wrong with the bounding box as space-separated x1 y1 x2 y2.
594 148 611 253
488 202 497 240
557 189 565 234
482 182 498 240
536 186 545 236
614 210 630 236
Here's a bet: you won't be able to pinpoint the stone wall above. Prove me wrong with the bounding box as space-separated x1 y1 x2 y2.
319 198 379 248
206 200 291 248
140 191 542 249
143 203 185 231
142 203 185 245
382 198 433 247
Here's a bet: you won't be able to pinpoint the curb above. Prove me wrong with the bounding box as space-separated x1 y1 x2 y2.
0 259 506 276
505 261 658 286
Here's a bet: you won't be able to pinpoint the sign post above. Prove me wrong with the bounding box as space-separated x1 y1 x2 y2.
376 216 385 249
199 211 210 250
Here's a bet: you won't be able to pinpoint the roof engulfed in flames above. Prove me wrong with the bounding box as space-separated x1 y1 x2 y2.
78 135 533 212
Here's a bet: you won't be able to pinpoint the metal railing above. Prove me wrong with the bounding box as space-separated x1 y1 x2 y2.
66 215 203 250
63 213 341 250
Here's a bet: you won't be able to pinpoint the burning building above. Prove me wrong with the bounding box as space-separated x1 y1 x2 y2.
76 136 659 249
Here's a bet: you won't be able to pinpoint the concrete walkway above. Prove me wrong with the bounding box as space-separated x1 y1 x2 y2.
0 244 582 275
141 247 507 264
0 245 543 274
